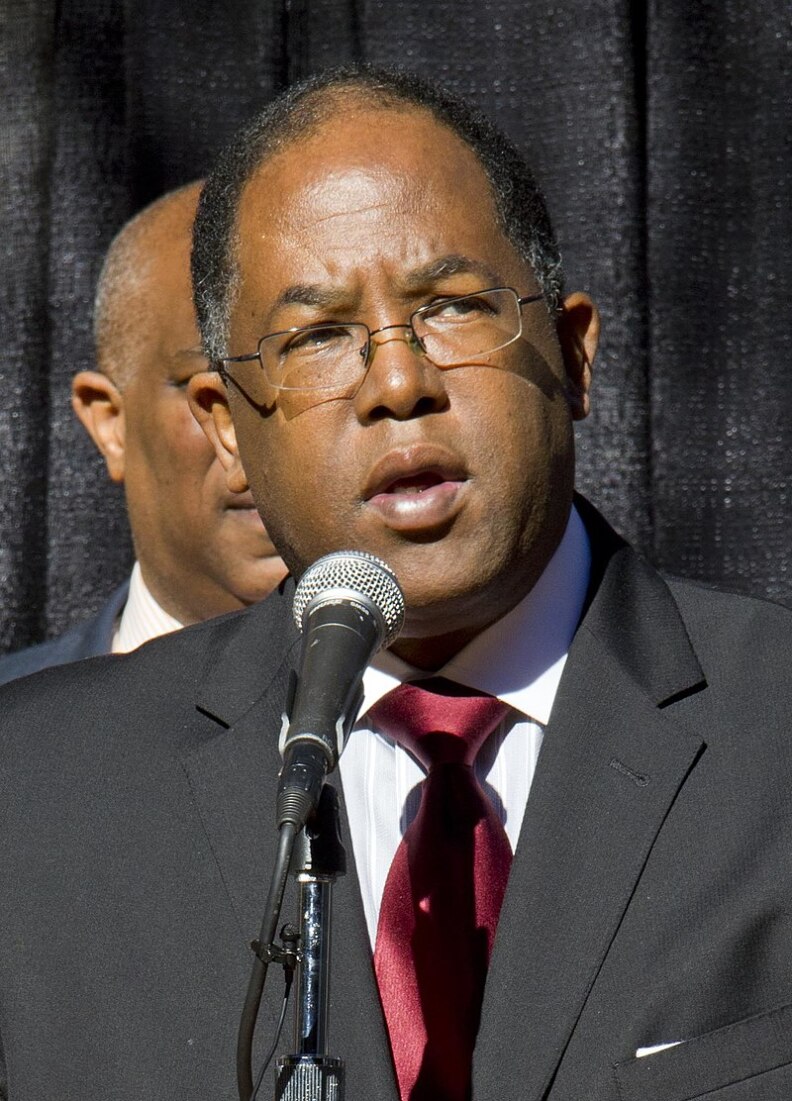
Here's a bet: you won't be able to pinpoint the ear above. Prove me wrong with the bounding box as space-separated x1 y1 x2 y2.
188 371 250 494
556 292 600 421
71 370 126 482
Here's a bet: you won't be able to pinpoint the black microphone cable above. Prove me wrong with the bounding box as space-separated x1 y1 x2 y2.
237 822 297 1101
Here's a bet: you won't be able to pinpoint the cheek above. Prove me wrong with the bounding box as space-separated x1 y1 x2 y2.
470 370 568 465
239 407 354 548
154 403 216 483
464 374 574 546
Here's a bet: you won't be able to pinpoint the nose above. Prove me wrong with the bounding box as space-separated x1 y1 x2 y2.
353 324 449 423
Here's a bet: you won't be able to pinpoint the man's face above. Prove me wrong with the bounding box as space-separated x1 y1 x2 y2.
217 108 594 662
98 220 287 624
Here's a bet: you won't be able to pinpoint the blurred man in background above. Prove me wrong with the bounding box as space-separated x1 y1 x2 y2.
0 182 287 685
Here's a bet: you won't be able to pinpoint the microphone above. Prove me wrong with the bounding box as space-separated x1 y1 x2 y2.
276 550 405 830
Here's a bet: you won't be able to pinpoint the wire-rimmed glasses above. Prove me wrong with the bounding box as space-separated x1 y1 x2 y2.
221 286 544 399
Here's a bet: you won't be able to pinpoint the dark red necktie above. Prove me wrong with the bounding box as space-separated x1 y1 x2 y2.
368 678 513 1101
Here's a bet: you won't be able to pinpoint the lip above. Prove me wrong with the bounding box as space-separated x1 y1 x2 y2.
227 490 258 510
362 445 469 532
225 495 269 534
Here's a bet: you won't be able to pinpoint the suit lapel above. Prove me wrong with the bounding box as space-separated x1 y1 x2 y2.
474 527 708 1101
181 675 292 939
181 586 300 939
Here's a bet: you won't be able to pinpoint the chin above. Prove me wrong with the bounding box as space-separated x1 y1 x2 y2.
397 570 494 624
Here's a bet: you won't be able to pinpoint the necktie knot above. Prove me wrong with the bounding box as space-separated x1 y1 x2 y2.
368 676 510 770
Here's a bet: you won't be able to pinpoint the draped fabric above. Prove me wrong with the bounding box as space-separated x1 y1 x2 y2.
1 0 789 652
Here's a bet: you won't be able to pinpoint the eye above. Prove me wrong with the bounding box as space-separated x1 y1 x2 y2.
169 372 199 390
423 293 498 323
283 324 354 355
170 351 209 387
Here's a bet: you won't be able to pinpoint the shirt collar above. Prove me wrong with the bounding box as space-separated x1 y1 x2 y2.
112 561 184 653
361 504 591 725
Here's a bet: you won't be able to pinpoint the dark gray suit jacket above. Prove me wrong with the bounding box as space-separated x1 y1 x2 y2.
0 582 129 686
1 509 791 1100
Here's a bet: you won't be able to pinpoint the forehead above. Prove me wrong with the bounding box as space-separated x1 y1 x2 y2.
150 240 197 324
232 107 527 305
126 223 201 371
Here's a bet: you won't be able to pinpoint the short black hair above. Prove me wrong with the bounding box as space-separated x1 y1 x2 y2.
192 64 563 362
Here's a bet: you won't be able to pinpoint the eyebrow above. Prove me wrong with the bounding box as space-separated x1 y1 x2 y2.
175 348 208 359
274 284 350 311
263 254 507 325
401 255 505 290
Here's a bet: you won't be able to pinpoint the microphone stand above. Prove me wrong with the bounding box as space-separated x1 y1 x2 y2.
239 549 403 1099
275 784 346 1101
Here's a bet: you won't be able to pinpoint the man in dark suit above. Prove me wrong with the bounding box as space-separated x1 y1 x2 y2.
1 66 792 1101
0 580 130 681
0 183 287 686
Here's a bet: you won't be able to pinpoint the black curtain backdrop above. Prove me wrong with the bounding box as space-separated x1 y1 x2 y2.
0 0 789 653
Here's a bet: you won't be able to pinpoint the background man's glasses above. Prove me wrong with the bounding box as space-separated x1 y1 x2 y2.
222 286 544 397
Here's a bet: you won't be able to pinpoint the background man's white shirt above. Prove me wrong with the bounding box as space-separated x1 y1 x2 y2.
112 561 183 653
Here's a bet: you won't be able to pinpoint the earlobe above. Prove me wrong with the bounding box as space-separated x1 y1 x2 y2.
187 371 250 493
557 292 600 421
71 370 126 481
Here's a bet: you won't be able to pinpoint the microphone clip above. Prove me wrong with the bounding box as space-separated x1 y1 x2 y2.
251 923 301 973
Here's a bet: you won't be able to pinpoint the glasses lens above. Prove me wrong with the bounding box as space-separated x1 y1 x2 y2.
414 288 521 366
261 323 369 392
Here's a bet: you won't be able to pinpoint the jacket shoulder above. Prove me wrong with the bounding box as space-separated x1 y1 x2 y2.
0 582 129 687
665 577 792 707
666 576 792 642
0 587 296 755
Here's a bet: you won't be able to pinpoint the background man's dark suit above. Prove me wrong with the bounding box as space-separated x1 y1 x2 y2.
2 506 791 1100
0 583 128 687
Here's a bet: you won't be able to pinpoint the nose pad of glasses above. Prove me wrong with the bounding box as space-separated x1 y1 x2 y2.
366 325 427 367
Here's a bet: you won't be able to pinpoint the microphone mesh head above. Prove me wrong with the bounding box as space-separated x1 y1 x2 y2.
293 550 405 648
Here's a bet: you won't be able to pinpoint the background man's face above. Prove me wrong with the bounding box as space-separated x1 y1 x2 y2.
222 107 591 657
118 234 287 623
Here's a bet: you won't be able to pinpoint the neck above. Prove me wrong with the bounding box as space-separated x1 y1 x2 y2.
388 625 485 670
135 563 200 626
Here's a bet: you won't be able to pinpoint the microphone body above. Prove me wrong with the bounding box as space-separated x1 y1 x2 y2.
277 551 405 829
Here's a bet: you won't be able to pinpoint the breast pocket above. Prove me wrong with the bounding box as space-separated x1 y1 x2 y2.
614 1001 792 1101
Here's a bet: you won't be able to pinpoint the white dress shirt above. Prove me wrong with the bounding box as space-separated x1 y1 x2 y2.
339 505 592 946
111 562 183 653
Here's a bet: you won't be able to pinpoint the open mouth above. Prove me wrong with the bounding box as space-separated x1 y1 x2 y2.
384 472 447 495
364 452 468 532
